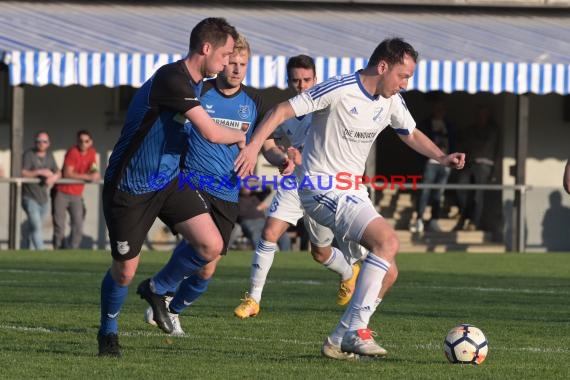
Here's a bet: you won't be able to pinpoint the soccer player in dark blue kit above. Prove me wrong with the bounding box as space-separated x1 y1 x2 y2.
97 18 246 357
140 34 293 334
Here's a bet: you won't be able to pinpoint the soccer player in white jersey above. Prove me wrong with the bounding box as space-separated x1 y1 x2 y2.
234 56 361 328
235 38 465 358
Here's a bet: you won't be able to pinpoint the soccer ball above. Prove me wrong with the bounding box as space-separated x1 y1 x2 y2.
444 324 488 365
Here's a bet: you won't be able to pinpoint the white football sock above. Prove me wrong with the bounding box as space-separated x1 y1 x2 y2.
346 254 390 331
248 239 277 303
323 247 353 281
328 305 352 347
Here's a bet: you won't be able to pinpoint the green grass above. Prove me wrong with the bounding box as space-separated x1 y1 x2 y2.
0 250 569 379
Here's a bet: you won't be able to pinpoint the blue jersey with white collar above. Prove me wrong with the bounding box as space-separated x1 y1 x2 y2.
183 80 270 203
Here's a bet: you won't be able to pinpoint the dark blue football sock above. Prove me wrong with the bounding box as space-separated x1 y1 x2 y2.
99 269 128 335
151 240 210 295
169 274 210 314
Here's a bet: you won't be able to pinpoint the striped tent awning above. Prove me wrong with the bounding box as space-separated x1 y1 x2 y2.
1 2 569 95
5 51 570 95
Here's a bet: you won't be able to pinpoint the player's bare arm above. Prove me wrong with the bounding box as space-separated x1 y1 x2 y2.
261 139 294 175
186 106 246 147
399 128 465 169
234 101 296 176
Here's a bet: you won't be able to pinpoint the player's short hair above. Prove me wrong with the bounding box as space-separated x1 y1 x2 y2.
286 54 316 78
367 38 418 67
233 34 251 57
189 17 238 52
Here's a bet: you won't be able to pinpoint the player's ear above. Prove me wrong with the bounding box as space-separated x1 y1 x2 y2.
378 60 388 74
200 42 211 56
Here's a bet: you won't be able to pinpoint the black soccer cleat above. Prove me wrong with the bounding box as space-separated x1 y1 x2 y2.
136 278 174 334
97 332 122 358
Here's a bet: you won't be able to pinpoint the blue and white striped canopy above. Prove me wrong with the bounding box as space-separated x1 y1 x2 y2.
1 2 569 95
6 51 570 95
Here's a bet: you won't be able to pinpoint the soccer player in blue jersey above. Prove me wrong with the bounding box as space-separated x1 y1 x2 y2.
97 18 246 357
138 34 294 335
235 38 465 358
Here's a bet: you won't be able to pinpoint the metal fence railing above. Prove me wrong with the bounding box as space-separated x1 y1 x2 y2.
0 177 530 252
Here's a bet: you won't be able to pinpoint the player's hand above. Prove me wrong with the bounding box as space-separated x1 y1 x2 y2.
279 157 295 175
234 144 259 177
237 135 246 150
287 147 302 166
444 152 466 169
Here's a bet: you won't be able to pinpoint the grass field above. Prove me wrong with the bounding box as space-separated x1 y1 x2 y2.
1 250 569 379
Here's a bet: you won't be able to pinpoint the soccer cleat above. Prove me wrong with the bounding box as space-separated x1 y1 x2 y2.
321 337 359 361
337 263 360 306
144 305 157 327
144 296 184 335
168 312 185 336
97 332 121 358
144 295 173 327
234 293 260 319
340 328 388 357
136 278 173 334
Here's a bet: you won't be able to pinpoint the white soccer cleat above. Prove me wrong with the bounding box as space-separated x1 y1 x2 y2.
144 306 157 327
340 328 388 357
168 311 185 336
321 337 359 361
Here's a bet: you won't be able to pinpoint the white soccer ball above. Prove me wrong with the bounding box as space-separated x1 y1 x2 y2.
443 324 488 365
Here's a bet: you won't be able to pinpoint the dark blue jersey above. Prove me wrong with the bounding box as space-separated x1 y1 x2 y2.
183 80 269 203
105 60 202 195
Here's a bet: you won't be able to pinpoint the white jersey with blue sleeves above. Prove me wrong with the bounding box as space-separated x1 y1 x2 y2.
288 71 416 189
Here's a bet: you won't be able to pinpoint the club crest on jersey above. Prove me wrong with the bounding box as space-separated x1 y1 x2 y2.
238 105 251 119
116 241 130 255
373 107 385 122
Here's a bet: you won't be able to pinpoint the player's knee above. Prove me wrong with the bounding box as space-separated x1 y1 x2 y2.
194 239 223 261
261 226 280 243
384 234 400 257
372 233 399 261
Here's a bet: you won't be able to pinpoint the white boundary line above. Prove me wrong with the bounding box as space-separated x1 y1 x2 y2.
0 324 567 354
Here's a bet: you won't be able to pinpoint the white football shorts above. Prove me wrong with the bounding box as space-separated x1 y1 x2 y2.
299 188 380 261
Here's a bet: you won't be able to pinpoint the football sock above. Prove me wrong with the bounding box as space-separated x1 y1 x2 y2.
168 274 210 314
99 269 128 335
347 254 390 331
151 240 210 295
323 247 353 281
329 304 352 346
248 239 277 303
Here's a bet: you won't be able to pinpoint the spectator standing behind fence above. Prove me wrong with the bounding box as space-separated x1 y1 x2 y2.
21 131 60 250
52 130 100 249
454 105 500 231
410 97 457 233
